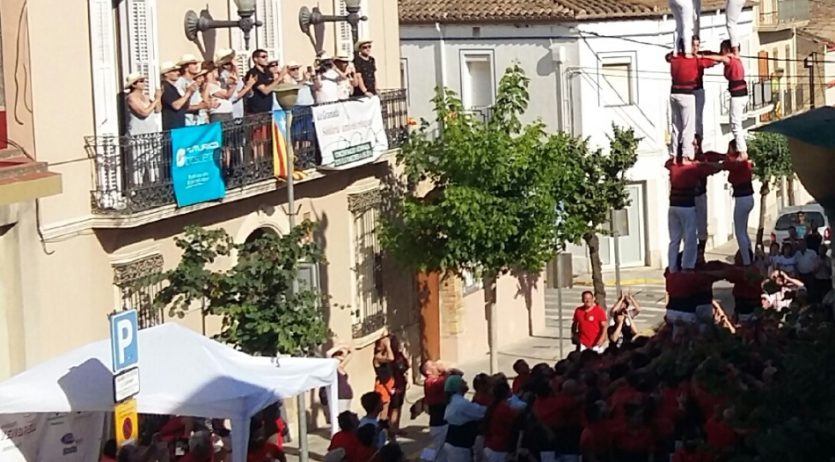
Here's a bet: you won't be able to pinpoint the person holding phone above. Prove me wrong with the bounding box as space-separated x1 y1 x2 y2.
608 292 640 348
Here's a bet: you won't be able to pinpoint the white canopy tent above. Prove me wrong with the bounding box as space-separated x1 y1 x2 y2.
0 323 338 462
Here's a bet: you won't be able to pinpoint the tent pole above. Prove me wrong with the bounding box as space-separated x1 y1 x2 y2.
298 393 309 462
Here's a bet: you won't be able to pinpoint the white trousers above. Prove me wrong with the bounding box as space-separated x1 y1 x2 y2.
338 399 352 414
726 0 745 48
695 193 708 242
734 194 755 265
693 0 702 35
669 0 695 53
483 448 507 462
669 205 698 271
670 93 696 160
694 88 705 137
730 95 748 152
540 451 556 462
429 425 449 461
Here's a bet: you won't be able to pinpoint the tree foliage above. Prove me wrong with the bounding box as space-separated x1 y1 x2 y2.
381 64 583 277
747 132 793 190
149 221 329 356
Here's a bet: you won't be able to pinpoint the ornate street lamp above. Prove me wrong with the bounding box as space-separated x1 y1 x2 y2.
184 0 262 48
298 0 367 55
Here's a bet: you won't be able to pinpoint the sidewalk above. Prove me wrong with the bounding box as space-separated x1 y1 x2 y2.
283 335 570 461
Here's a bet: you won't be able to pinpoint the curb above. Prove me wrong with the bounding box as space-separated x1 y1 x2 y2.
572 277 665 287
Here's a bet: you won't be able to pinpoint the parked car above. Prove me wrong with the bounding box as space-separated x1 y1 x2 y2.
770 202 831 245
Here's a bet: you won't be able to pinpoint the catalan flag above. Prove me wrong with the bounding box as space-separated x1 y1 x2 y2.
272 109 292 179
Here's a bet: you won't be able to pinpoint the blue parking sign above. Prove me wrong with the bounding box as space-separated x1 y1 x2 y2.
110 310 139 373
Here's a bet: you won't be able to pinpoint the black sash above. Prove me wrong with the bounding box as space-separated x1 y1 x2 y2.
446 421 481 448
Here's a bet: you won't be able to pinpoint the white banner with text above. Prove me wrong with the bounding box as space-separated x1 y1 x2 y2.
312 96 389 170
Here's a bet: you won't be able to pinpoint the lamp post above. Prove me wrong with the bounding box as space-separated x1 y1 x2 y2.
274 83 308 462
184 0 262 48
298 0 367 55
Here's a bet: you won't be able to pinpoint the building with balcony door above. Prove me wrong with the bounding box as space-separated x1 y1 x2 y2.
0 0 547 430
798 0 835 108
400 0 774 277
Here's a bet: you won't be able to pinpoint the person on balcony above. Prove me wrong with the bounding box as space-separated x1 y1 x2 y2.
334 55 359 100
124 72 162 136
703 40 749 161
315 54 343 104
124 71 163 188
245 49 286 115
205 63 235 124
176 54 214 126
215 49 256 120
160 61 197 131
353 40 377 97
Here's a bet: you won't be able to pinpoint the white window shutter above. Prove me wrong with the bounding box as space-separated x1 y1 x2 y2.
88 0 121 208
88 0 119 136
255 0 283 63
358 0 370 41
336 0 353 57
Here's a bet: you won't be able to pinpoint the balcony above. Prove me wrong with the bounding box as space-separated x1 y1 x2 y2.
84 89 408 218
758 0 810 32
720 80 776 117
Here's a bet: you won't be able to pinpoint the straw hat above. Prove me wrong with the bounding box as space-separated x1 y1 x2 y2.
177 53 200 66
160 61 179 75
286 60 301 69
123 72 145 91
213 48 236 66
354 39 372 52
334 54 351 62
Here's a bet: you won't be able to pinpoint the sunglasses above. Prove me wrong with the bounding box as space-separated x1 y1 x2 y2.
361 45 371 49
289 66 300 70
257 54 268 59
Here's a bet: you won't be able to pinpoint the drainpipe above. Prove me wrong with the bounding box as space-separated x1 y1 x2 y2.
563 66 583 137
435 22 448 91
549 41 566 133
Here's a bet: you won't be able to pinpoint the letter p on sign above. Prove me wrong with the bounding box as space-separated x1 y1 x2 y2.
110 310 139 373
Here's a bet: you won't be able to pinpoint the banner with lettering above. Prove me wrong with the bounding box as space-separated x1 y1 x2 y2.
272 109 291 179
312 96 389 170
0 412 104 462
170 122 226 207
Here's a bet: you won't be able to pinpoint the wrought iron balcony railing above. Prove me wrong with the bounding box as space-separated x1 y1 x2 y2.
759 0 810 30
720 80 775 116
85 89 408 215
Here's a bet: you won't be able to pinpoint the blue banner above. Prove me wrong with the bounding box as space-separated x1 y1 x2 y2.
170 122 226 207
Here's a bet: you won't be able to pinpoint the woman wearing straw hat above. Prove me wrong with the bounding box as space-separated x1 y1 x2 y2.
214 48 256 120
124 72 162 136
124 72 163 188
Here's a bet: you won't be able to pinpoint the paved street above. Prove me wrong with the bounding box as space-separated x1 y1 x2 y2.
283 240 742 461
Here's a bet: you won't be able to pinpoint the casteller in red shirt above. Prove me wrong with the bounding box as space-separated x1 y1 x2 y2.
572 304 607 348
705 414 738 450
484 400 520 452
512 372 530 395
328 430 360 461
423 374 447 407
181 451 215 462
580 420 615 455
672 447 714 462
668 54 700 94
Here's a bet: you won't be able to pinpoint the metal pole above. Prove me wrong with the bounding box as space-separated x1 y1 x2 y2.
611 209 622 296
809 52 817 109
285 111 307 462
557 284 564 358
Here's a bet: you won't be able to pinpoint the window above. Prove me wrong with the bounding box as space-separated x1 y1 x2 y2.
230 0 283 69
113 254 164 329
460 52 495 111
120 0 160 129
600 59 634 106
349 189 385 338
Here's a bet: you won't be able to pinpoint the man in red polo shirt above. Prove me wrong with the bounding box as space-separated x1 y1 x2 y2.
420 360 462 455
572 291 607 352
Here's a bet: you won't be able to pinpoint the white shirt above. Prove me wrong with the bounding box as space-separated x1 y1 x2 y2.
220 70 246 118
317 69 341 104
297 81 315 106
207 82 233 115
176 76 206 125
795 249 819 275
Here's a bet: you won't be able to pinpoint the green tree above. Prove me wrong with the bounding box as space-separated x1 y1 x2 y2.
149 221 329 356
381 64 582 371
559 126 641 308
747 132 793 248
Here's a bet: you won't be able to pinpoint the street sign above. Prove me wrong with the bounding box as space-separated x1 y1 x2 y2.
109 310 139 373
608 209 629 238
114 398 139 447
113 367 141 403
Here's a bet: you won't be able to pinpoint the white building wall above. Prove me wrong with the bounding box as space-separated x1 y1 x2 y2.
401 10 757 271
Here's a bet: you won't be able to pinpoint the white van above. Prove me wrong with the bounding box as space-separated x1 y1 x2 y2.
770 202 831 246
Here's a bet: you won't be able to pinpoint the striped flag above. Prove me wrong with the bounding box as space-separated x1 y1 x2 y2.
272 109 292 179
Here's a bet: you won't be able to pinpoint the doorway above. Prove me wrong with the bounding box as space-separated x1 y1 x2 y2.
599 183 647 268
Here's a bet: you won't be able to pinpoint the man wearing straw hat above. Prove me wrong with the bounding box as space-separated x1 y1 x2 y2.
175 53 213 125
159 60 197 130
214 48 256 120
